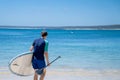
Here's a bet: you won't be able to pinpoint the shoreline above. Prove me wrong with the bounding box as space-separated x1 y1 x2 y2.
0 67 120 80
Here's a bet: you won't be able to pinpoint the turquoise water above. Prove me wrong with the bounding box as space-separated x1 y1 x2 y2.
0 28 120 70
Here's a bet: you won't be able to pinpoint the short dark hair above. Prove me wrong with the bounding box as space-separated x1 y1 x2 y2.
41 31 48 37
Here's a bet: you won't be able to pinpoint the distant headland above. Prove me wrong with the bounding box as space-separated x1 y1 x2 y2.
0 25 120 30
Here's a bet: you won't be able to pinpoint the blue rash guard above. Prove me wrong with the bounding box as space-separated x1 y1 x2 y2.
32 38 48 69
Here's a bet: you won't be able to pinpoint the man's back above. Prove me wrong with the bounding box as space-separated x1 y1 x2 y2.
33 38 45 60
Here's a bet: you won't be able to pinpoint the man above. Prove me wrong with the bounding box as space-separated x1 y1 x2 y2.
30 31 50 80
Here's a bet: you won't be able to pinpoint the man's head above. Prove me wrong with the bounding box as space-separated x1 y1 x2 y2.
41 31 48 39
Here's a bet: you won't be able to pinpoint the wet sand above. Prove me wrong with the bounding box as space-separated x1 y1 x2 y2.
0 67 120 80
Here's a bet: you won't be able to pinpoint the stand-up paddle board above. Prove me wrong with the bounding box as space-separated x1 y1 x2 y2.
9 52 34 76
9 51 61 76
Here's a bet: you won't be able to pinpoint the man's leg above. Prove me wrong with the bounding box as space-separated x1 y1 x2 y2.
40 69 46 80
34 70 38 80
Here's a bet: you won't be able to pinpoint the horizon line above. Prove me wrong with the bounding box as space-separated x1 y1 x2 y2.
0 24 120 27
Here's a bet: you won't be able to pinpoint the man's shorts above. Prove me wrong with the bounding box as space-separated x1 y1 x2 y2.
32 57 46 69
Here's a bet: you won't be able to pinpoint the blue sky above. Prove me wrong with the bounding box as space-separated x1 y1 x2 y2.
0 0 120 26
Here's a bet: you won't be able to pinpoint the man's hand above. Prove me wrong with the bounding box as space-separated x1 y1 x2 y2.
30 46 34 51
47 62 50 66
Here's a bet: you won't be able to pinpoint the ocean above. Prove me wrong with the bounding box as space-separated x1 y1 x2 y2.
0 28 120 71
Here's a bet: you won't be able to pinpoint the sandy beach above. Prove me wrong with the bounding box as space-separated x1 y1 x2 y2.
0 67 120 80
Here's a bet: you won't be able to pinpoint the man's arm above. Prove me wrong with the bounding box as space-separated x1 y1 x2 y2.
44 52 50 66
44 40 50 66
30 40 35 51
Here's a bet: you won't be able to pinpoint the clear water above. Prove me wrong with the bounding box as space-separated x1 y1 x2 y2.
0 28 120 70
